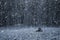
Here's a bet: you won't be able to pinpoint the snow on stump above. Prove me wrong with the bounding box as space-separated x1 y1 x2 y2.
36 28 43 32
51 38 57 40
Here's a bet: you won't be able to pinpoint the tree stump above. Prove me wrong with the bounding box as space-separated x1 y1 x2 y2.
36 28 42 32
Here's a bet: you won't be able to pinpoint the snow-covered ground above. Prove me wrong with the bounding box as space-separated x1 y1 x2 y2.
0 27 60 40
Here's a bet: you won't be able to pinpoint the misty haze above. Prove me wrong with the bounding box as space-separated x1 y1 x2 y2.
0 0 60 40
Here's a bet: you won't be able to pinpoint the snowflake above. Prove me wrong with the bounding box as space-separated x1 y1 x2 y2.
15 30 18 31
33 18 36 21
0 1 1 4
12 15 15 17
55 6 57 9
24 8 27 10
15 13 18 16
1 30 4 33
55 0 58 1
25 0 28 3
43 8 46 11
5 16 8 18
4 2 7 6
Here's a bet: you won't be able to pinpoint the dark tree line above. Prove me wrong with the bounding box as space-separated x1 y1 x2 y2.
0 0 60 27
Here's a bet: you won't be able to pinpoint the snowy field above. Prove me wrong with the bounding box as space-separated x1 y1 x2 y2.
0 27 60 40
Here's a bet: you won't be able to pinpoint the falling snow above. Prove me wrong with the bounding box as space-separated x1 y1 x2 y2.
0 0 60 40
